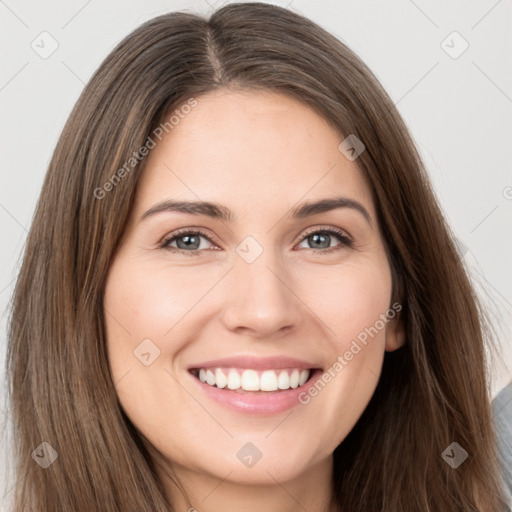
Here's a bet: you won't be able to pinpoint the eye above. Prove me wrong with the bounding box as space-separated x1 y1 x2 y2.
160 228 216 255
160 226 352 255
296 227 352 253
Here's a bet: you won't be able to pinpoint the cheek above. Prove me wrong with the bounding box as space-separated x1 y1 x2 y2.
296 259 392 438
102 258 205 432
299 258 392 348
103 258 173 378
102 256 230 401
103 258 218 346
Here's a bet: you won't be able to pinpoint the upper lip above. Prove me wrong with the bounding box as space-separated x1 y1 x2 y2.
188 355 322 371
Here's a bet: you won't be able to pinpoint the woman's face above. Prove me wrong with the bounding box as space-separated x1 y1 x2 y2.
103 89 404 492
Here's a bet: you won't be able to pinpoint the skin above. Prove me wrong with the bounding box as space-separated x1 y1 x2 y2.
103 89 405 512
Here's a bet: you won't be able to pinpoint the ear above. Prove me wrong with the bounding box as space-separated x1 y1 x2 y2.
385 314 405 352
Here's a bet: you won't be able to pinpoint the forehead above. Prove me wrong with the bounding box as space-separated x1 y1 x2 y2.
132 89 375 222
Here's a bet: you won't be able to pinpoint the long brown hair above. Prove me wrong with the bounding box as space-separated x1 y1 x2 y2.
5 3 509 510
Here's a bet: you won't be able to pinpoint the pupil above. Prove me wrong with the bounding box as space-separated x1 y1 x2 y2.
174 233 331 251
311 233 329 249
177 235 199 250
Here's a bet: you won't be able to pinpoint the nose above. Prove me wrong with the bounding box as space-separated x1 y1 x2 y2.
219 246 303 338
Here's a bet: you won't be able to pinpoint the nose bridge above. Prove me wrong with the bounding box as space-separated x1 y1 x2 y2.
220 235 300 335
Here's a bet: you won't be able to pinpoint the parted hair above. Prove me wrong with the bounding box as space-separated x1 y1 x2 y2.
5 3 508 510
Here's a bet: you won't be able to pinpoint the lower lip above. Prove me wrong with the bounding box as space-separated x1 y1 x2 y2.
188 369 324 415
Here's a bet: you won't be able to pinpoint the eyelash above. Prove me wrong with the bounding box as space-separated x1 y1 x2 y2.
159 226 353 256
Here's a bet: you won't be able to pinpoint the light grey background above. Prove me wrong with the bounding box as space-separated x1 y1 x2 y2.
1 0 511 508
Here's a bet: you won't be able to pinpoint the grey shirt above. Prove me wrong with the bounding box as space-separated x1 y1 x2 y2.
493 381 512 510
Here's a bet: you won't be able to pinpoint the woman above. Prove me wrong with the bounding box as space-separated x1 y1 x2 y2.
5 2 510 511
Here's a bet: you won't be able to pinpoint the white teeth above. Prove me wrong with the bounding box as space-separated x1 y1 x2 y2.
277 370 290 389
227 369 241 390
205 369 216 386
215 368 227 388
299 369 309 385
195 368 312 391
260 370 278 391
299 369 309 386
290 369 299 388
241 369 260 391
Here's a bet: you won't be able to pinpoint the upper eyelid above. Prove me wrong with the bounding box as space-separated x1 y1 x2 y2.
161 227 219 247
300 225 351 239
161 225 352 249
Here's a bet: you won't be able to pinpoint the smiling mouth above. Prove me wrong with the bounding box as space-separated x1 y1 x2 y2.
188 367 320 393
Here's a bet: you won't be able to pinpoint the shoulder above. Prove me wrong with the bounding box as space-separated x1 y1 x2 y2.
493 381 512 510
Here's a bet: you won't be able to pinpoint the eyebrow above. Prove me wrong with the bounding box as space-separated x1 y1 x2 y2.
140 196 372 226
